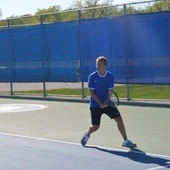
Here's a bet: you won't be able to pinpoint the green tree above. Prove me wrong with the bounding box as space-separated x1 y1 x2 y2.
1 5 62 27
4 14 40 27
69 0 116 19
145 0 170 12
67 0 144 19
1 1 169 28
35 5 62 23
0 8 8 28
70 0 113 8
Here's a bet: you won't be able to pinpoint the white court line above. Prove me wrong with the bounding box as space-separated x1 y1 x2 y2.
146 165 170 170
0 132 170 159
0 103 48 113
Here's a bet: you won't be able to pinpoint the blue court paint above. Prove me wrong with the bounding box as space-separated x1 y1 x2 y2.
0 132 169 170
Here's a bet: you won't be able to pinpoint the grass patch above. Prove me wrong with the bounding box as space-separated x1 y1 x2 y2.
15 84 170 100
114 85 170 99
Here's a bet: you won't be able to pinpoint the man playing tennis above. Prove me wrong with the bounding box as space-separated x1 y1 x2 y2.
81 56 136 147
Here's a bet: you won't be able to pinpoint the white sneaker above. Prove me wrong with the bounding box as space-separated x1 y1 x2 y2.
81 131 90 146
122 139 136 148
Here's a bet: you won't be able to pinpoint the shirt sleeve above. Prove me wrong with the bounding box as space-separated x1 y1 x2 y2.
88 74 95 90
108 74 114 91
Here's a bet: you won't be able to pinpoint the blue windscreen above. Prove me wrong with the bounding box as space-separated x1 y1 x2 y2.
125 12 170 84
109 16 127 84
0 29 12 81
11 25 44 82
150 12 170 84
0 21 78 82
79 11 170 84
42 22 78 82
78 18 111 82
0 11 170 84
125 14 152 84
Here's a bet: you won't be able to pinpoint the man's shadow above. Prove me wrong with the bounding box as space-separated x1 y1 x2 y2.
85 145 170 168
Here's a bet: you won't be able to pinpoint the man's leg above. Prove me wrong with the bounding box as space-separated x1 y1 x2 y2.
114 115 136 147
114 115 127 141
81 125 99 146
81 107 101 146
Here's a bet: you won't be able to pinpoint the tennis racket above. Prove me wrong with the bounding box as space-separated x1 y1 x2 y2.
107 91 119 107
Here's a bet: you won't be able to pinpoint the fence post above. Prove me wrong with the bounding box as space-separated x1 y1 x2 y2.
40 15 46 97
7 20 14 96
77 10 85 99
123 4 130 101
40 15 43 24
43 82 46 97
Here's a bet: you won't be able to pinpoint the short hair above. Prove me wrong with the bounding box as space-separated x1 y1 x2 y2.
96 56 108 65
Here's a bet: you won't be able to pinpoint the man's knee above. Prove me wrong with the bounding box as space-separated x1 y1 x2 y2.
90 125 100 131
114 116 124 124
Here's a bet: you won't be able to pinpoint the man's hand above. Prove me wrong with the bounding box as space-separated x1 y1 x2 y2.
99 102 108 109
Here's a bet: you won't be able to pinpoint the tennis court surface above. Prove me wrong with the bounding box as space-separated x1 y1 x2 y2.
0 98 169 170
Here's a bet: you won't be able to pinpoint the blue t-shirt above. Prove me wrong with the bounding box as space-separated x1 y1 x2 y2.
88 70 114 107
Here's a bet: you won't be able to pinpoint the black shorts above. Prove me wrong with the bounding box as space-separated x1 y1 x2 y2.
90 106 121 125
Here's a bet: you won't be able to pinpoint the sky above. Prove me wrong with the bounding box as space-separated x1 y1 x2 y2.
0 0 152 19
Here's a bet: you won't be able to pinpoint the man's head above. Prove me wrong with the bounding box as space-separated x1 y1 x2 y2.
96 56 107 75
96 56 108 66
